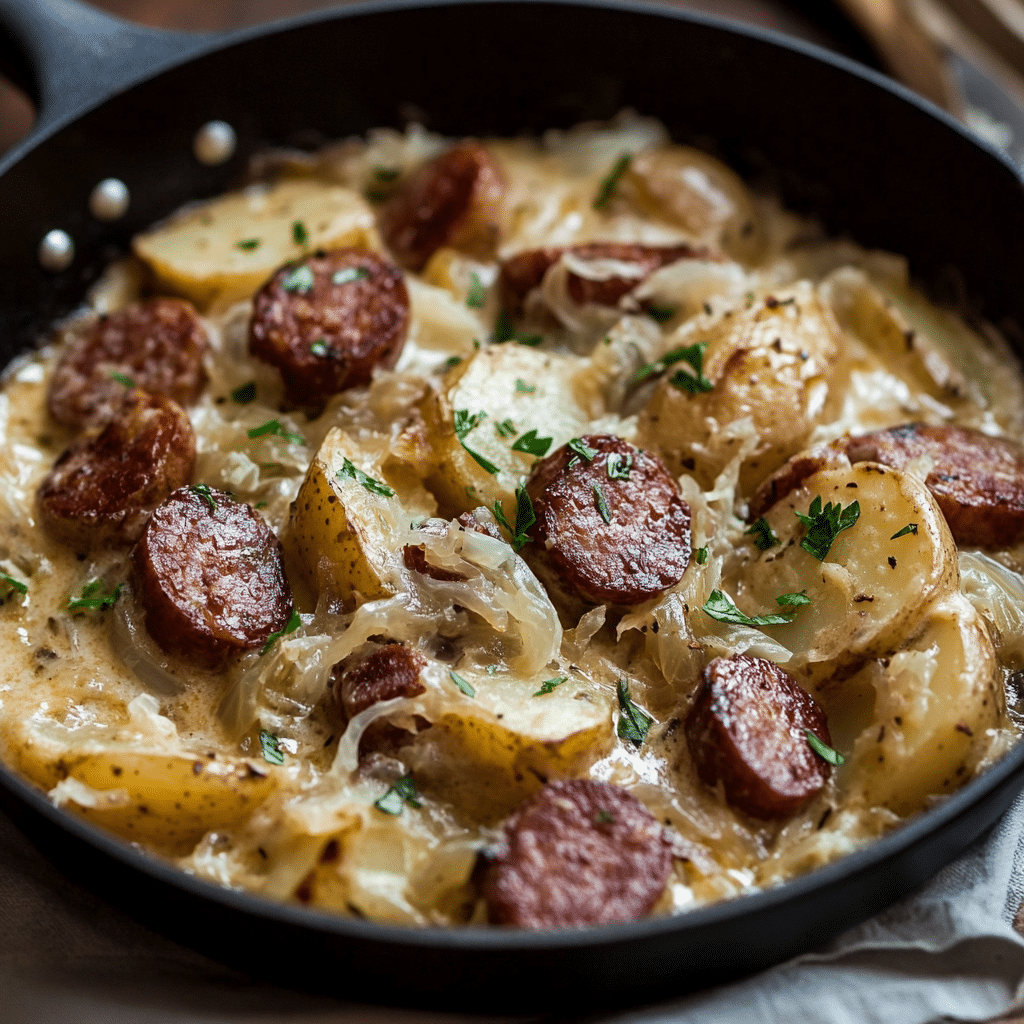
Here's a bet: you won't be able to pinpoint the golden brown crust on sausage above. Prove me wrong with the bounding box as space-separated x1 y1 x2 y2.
379 142 505 270
524 434 691 606
47 298 209 430
133 487 293 667
482 779 673 929
249 248 409 408
335 642 427 719
500 241 707 311
685 655 832 820
38 392 196 550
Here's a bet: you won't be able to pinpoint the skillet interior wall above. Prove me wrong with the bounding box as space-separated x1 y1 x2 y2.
1 1 1023 356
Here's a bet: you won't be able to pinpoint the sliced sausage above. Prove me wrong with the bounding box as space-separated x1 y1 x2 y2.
525 434 691 605
402 518 467 581
378 142 505 270
38 392 196 550
748 423 1024 548
685 655 833 819
48 298 209 430
334 642 427 718
482 779 673 929
500 241 706 311
249 248 409 408
133 487 293 667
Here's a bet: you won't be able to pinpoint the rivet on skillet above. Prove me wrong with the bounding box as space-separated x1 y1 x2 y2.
89 178 130 221
38 230 74 272
193 121 237 166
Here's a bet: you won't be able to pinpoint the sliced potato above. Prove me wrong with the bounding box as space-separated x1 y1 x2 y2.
843 595 1003 815
422 344 599 517
133 179 377 309
285 428 406 610
727 462 959 683
406 277 484 355
637 282 841 493
408 671 615 821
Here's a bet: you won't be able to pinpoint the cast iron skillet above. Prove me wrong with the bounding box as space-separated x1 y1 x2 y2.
2 0 1024 1012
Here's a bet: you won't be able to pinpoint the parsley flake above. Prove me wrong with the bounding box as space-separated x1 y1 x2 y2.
291 220 309 247
486 664 499 675
333 266 370 286
453 409 501 475
0 571 27 596
593 483 612 524
337 458 394 498
260 608 301 655
374 773 422 815
695 546 709 565
533 676 567 696
646 304 677 324
630 342 712 390
616 679 652 745
796 496 861 561
593 152 631 209
247 419 304 445
776 591 811 607
701 590 796 627
515 378 536 394
236 237 261 251
281 264 314 294
511 428 552 458
891 523 919 539
443 356 463 371
594 809 615 825
806 730 845 766
745 517 779 551
190 483 217 512
231 381 257 404
372 165 401 182
493 484 535 551
449 670 476 697
466 272 487 309
109 371 134 388
259 730 285 765
310 339 331 358
493 309 543 347
69 580 123 611
567 438 598 462
606 452 633 480
495 418 517 439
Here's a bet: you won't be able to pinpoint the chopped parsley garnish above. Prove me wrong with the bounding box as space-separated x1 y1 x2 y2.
891 523 919 539
646 304 677 324
493 308 542 347
259 730 285 765
486 664 499 675
533 676 567 696
495 418 517 438
247 419 304 444
374 773 422 815
593 152 631 209
310 338 331 358
337 458 394 498
616 679 652 745
281 264 314 294
594 809 615 825
190 483 217 511
630 342 712 391
260 608 301 655
372 164 401 182
695 546 709 565
109 371 134 388
443 356 463 371
567 438 599 462
776 591 811 607
69 580 123 611
291 220 309 247
606 452 632 480
333 266 370 286
453 409 500 475
796 496 860 561
510 428 552 458
254 501 268 510
806 730 845 766
593 483 612 524
236 237 261 251
449 670 476 697
492 484 535 551
231 381 257 404
0 571 27 596
515 377 535 394
466 272 487 309
745 517 779 551
701 589 796 627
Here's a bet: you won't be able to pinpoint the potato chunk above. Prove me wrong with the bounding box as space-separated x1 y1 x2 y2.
637 283 841 493
422 344 599 517
133 179 376 309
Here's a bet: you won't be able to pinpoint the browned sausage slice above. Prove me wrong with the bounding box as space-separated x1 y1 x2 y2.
249 248 409 407
500 241 706 310
378 142 504 270
48 298 209 430
402 518 467 581
748 423 1024 548
685 655 833 819
482 779 672 929
38 392 196 550
133 487 293 667
334 642 427 719
525 435 691 605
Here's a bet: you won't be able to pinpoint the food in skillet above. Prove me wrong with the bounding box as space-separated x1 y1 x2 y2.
1 113 1023 928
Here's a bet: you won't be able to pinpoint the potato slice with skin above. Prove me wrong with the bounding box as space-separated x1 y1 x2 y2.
407 671 615 822
285 428 408 611
728 462 958 685
637 283 841 494
133 179 377 310
422 344 599 517
842 595 1003 816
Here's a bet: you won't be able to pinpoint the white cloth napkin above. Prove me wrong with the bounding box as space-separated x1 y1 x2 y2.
4 790 1024 1024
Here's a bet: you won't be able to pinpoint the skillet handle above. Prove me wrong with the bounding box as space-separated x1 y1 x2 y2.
0 0 209 139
